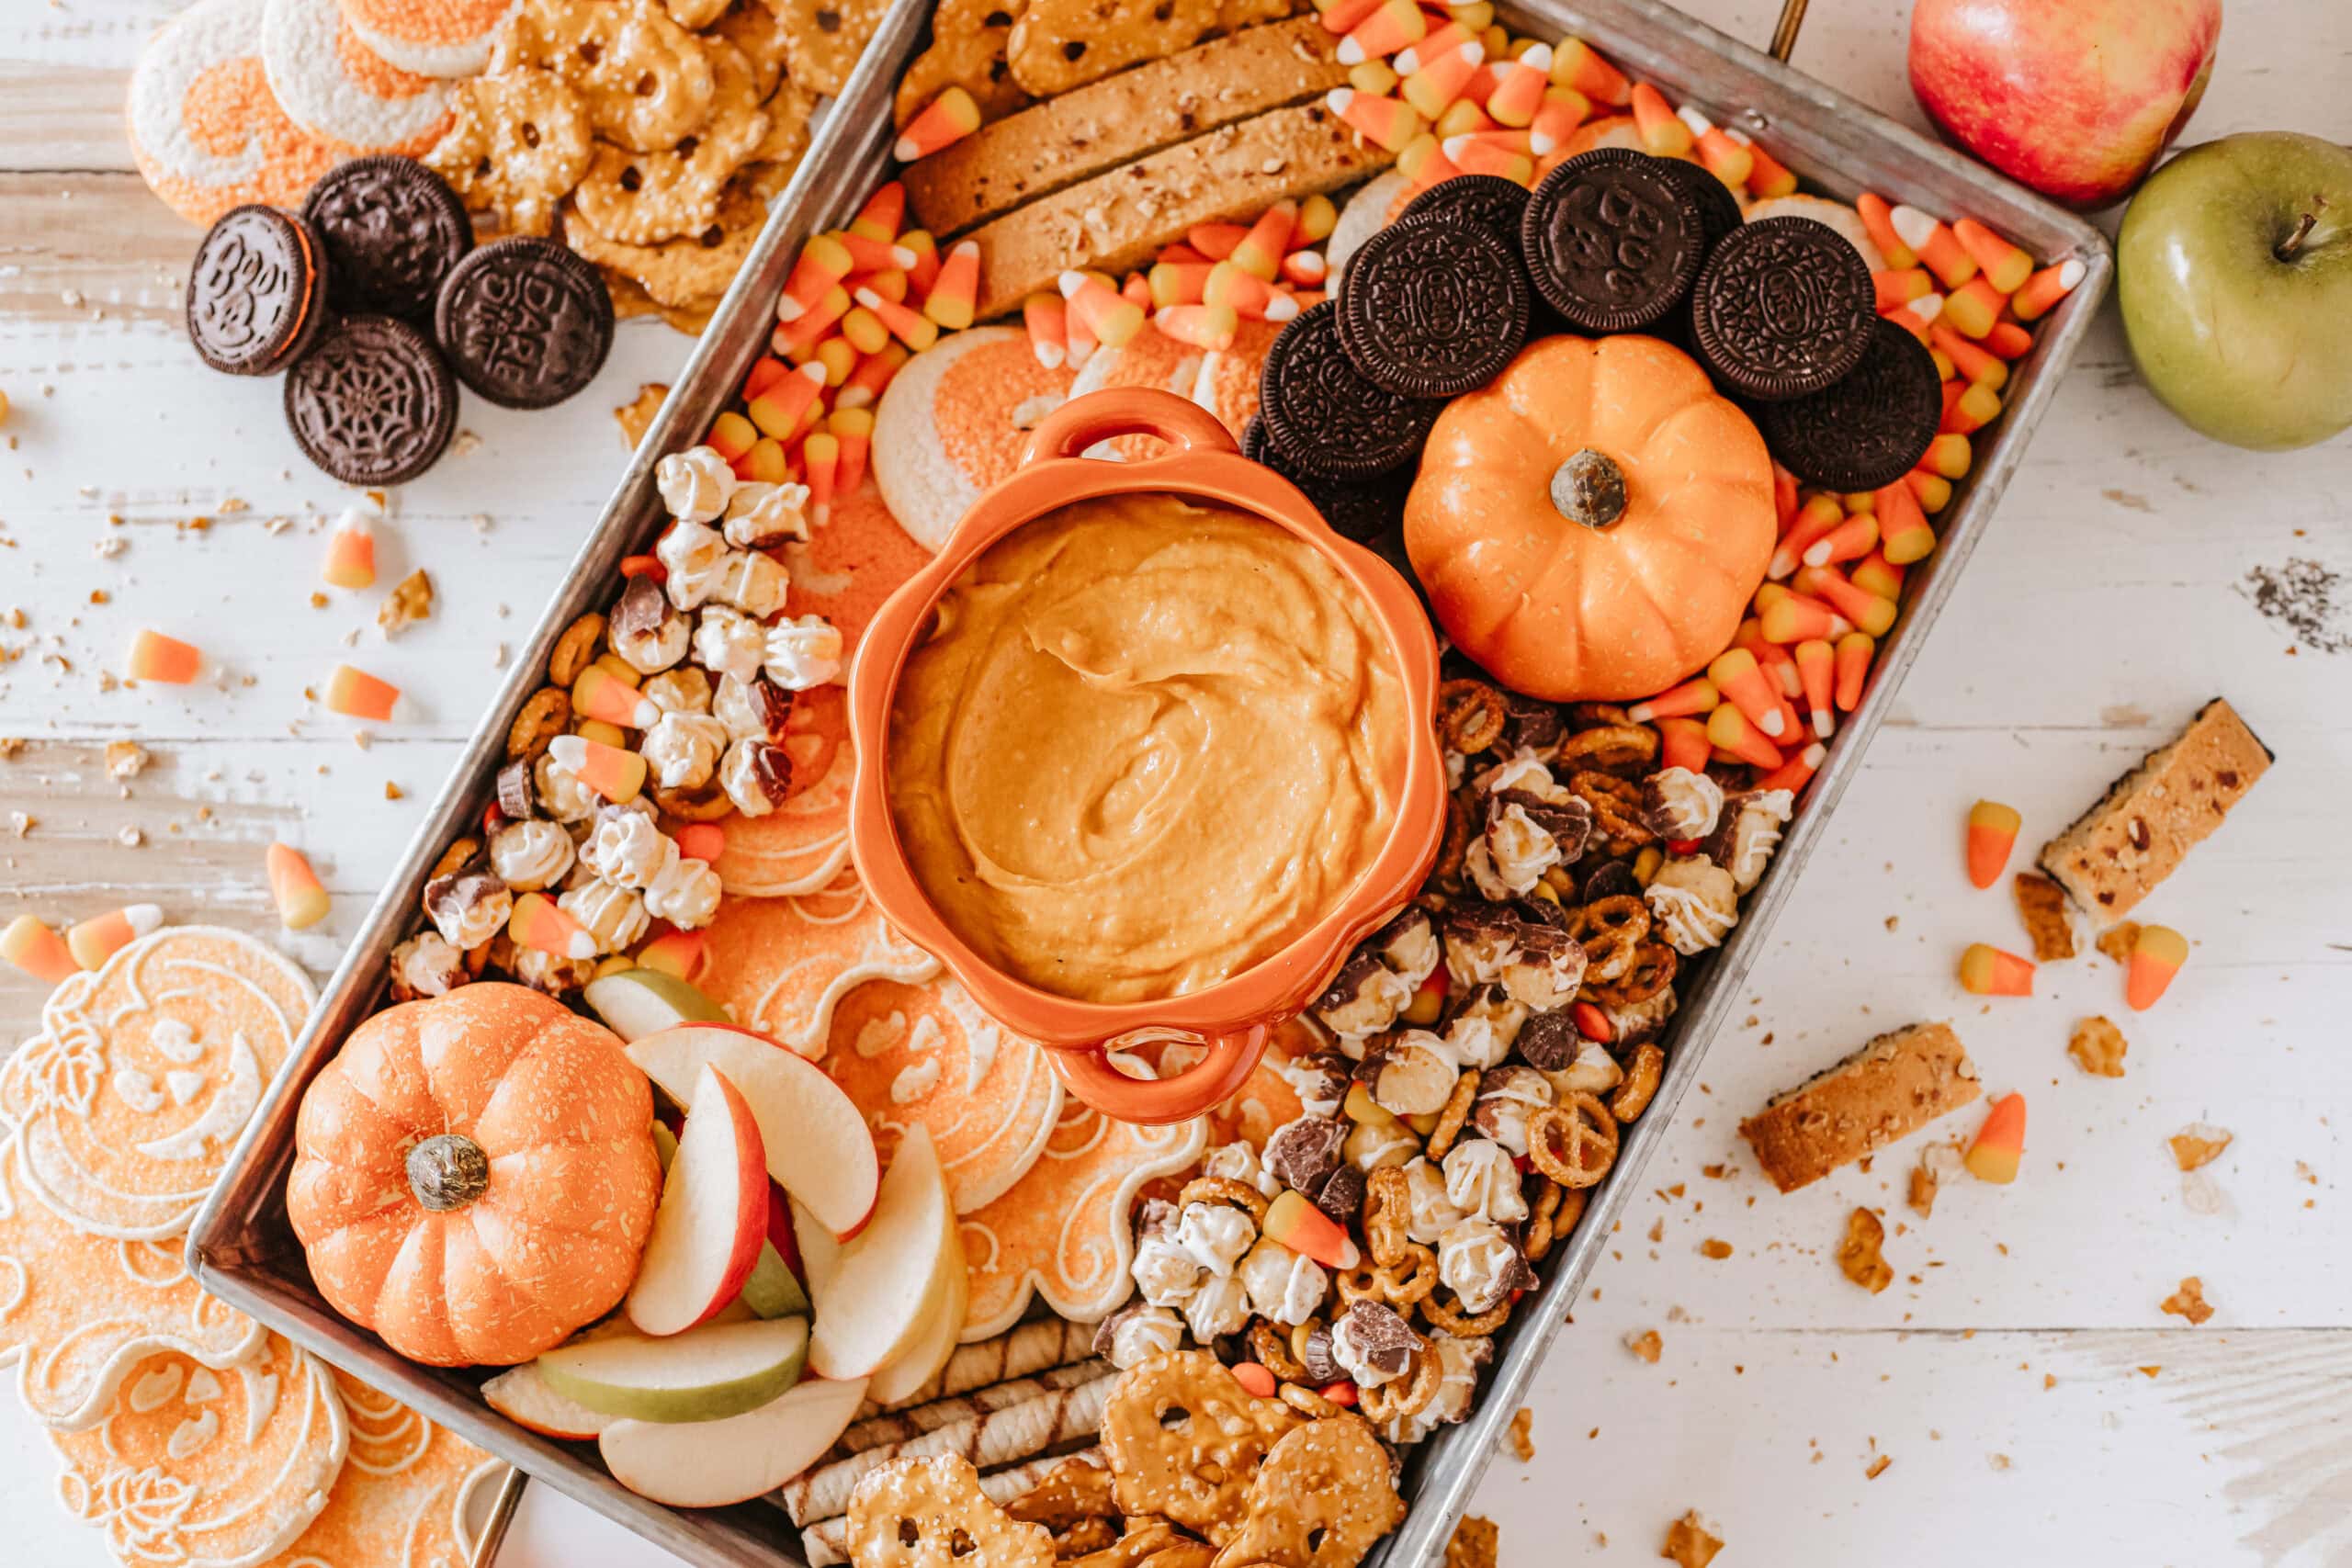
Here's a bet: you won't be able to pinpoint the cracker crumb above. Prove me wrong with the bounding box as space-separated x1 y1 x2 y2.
2013 872 2075 960
1987 1452 2012 1471
0 736 22 759
1505 1407 1534 1462
7 810 31 837
2097 921 2140 964
2169 1124 2233 1171
1865 1453 1892 1480
105 739 150 779
1445 1515 1498 1568
2161 1276 2213 1325
2068 1015 2128 1077
309 591 330 609
378 569 434 637
384 781 404 800
1837 1208 1892 1293
94 536 126 559
116 824 142 847
1698 1238 1732 1260
451 428 482 457
616 383 671 449
1625 1328 1663 1363
1661 1512 1724 1568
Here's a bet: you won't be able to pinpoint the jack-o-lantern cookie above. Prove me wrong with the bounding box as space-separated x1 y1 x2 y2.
0 926 313 1239
871 326 1073 552
300 1370 503 1565
127 0 344 225
698 884 943 1056
259 0 452 157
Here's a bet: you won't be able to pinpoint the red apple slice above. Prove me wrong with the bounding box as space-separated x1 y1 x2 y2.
864 1213 969 1407
627 1022 880 1239
598 1372 870 1508
628 1065 771 1337
799 1124 963 1381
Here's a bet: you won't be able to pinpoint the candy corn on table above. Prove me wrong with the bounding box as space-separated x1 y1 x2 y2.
5 1 2352 1564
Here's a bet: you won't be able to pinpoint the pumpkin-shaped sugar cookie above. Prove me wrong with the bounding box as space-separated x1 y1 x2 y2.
287 982 660 1366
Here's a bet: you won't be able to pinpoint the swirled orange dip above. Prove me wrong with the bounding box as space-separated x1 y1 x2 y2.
887 493 1407 1004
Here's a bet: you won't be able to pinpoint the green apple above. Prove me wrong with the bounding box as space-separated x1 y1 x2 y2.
583 967 728 1043
535 1314 807 1424
2119 132 2352 450
599 1371 870 1508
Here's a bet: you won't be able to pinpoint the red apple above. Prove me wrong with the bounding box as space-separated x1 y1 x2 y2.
627 1065 770 1337
1908 0 2221 209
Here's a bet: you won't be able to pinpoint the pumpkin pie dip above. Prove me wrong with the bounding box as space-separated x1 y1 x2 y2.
887 493 1408 1004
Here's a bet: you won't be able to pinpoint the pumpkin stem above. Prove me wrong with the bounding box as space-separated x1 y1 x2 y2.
1551 449 1628 531
406 1133 491 1212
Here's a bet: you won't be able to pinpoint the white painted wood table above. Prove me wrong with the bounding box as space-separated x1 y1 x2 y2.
6 2 2350 1563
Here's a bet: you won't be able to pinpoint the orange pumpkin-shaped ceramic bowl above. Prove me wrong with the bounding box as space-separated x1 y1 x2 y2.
847 388 1446 1125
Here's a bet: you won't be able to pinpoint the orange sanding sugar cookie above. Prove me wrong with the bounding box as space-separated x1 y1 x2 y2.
708 685 856 897
956 1089 1205 1339
871 326 1075 552
1205 1014 1321 1152
1067 323 1208 460
126 0 345 226
1191 318 1282 443
340 0 519 78
822 976 1063 1215
259 0 452 156
0 1133 266 1431
781 481 933 656
0 925 314 1240
697 884 942 1056
51 1332 348 1568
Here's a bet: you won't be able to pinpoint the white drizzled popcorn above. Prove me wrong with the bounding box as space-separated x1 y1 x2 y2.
657 520 730 610
763 615 845 690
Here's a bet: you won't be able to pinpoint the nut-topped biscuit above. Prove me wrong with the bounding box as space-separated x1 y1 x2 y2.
1739 1021 1980 1193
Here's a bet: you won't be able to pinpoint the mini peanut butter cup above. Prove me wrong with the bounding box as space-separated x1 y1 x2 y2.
1760 318 1942 491
1258 300 1442 480
1339 216 1531 398
283 313 457 486
187 205 331 377
1690 216 1877 401
1519 147 1706 333
1242 414 1409 543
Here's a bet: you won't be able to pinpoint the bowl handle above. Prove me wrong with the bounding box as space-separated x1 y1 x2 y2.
1019 387 1239 468
1048 1024 1270 1126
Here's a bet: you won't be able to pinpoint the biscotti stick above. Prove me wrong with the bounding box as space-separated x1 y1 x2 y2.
837 1359 1113 1456
1739 1021 1980 1193
858 1318 1097 1416
780 1373 1113 1525
800 1450 1103 1567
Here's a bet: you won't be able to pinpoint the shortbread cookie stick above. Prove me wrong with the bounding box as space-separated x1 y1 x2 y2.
1739 1021 1980 1194
800 1450 1102 1567
858 1318 1097 1416
836 1359 1114 1456
780 1373 1114 1525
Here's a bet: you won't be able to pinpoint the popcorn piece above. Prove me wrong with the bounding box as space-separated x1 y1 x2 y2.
323 663 407 721
1645 857 1739 954
1402 1156 1465 1244
534 748 599 823
2067 1015 2127 1078
764 615 845 690
1358 1029 1459 1117
1703 787 1793 894
1182 1271 1251 1340
1315 952 1413 1037
1440 996 1516 1071
1437 1217 1527 1314
126 628 203 683
641 709 729 791
266 841 332 929
1174 1201 1256 1277
508 942 596 995
1442 1137 1528 1224
642 666 712 716
321 509 377 589
1963 1092 2027 1183
1607 985 1679 1050
558 877 650 954
546 733 647 805
1966 798 2021 888
2161 1276 2214 1325
656 445 738 524
488 818 575 892
65 904 164 971
694 604 768 683
714 673 792 743
1276 1049 1353 1119
1837 1207 1892 1293
1442 903 1524 988
1131 1206 1204 1307
2128 924 2188 1011
719 738 793 816
644 845 722 929
424 867 511 950
1384 1334 1489 1447
1261 1189 1360 1271
1369 905 1442 988
1471 1066 1553 1156
711 549 789 619
1958 942 2035 997
507 890 598 960
1478 790 1590 895
609 575 691 675
658 520 731 610
1093 1303 1184 1371
1 914 77 985
388 931 467 1001
1343 1108 1419 1172
1238 1235 1329 1325
1498 924 1587 1011
1640 767 1723 841
1202 1140 1282 1199
582 808 671 888
2168 1123 2233 1172
1330 1300 1420 1389
721 479 813 550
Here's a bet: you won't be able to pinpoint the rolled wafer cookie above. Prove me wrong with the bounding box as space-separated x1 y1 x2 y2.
800 1450 1103 1567
779 1372 1113 1525
856 1317 1097 1416
836 1359 1112 1457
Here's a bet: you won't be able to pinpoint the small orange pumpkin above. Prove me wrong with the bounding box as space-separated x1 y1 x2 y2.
1404 334 1776 702
287 983 661 1367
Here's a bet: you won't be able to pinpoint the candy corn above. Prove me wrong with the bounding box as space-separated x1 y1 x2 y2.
321 508 377 589
1550 36 1629 105
775 234 854 324
1627 82 1690 154
742 355 789 400
918 239 978 331
1204 262 1299 321
571 664 660 729
1981 319 2034 359
2009 258 2085 322
1958 942 2035 997
1952 219 2032 293
739 437 790 484
547 733 647 804
1325 87 1424 152
810 334 856 388
1434 96 1493 139
1292 193 1339 245
1849 550 1905 603
838 341 907 409
638 928 709 985
1793 639 1835 739
1942 379 2002 436
1872 266 1934 313
65 904 164 971
1855 193 1915 270
849 181 904 243
1707 647 1786 739
322 663 405 722
1770 492 1847 580
1905 467 1952 513
1628 675 1718 723
1153 302 1240 350
1337 0 1424 65
1883 291 1943 343
1657 716 1711 774
1484 42 1551 127
899 230 940 295
1792 565 1897 637
1350 59 1400 95
802 430 840 523
1724 127 1795 197
126 629 202 684
1940 276 2006 340
1933 325 2008 389
1918 432 1973 479
1400 38 1485 119
1964 799 2020 888
854 286 939 352
748 359 828 438
1054 269 1143 349
1963 1093 2026 1183
1528 87 1589 155
1677 105 1752 186
707 410 756 463
1395 20 1477 75
771 283 848 355
266 842 332 930
1706 703 1783 771
1317 0 1385 34
1804 511 1879 569
1396 132 1463 188
1890 204 1975 289
2126 924 2188 1010
1 913 78 985
1280 249 1329 288
1832 631 1873 712
894 86 980 162
509 892 597 961
1440 132 1532 182
1230 200 1296 280
828 406 873 498
1754 740 1825 795
1873 481 1935 566
1756 582 1850 644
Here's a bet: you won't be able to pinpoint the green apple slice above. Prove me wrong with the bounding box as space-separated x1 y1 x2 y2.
482 1362 616 1441
599 1372 871 1508
741 1242 811 1320
584 968 729 1043
535 1315 807 1424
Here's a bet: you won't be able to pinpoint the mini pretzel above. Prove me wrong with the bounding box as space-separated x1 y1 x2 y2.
1178 1174 1269 1225
1057 1517 1122 1557
1277 1382 1342 1421
1359 1167 1413 1269
1338 1243 1437 1309
1522 1179 1570 1262
428 835 481 883
1433 790 1476 890
1555 722 1659 773
1567 770 1655 844
1357 1345 1442 1423
1566 702 1639 729
1211 1417 1406 1568
1425 1068 1480 1160
1248 1319 1308 1384
1005 1455 1117 1533
653 781 734 821
506 687 571 761
1528 1093 1620 1189
1099 1351 1300 1546
1584 940 1677 1008
1611 1043 1665 1123
547 612 606 687
1566 895 1650 983
1438 678 1509 754
845 1454 1056 1568
1422 1289 1513 1338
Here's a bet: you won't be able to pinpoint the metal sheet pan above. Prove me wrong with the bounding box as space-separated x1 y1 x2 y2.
190 2 2111 1563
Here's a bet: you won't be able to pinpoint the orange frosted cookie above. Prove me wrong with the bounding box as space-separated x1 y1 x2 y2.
342 0 518 78
260 0 452 156
871 325 1073 551
127 0 343 224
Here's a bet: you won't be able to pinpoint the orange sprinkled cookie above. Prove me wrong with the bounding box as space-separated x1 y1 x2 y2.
260 0 451 156
1190 317 1283 442
127 0 343 225
340 0 520 78
697 885 943 1056
871 325 1074 552
1206 1014 1322 1151
1066 322 1210 459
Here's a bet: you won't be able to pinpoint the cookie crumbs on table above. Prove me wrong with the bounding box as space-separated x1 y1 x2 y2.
1446 1513 1501 1568
2169 1124 2233 1171
2161 1276 2215 1325
2067 1015 2128 1077
1663 1510 1726 1568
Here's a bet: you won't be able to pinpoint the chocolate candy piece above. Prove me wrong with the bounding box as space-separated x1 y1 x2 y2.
1396 172 1533 253
1340 216 1532 398
1512 1010 1579 1072
1520 148 1706 333
1690 217 1876 401
435 236 614 410
1312 1162 1365 1229
1761 318 1942 491
1240 414 1410 542
1578 859 1640 904
303 155 474 322
283 314 458 486
1265 1115 1348 1197
187 205 331 377
1257 300 1442 480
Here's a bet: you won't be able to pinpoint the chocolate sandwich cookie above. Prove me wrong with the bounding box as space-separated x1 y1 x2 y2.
1520 147 1706 333
1339 216 1531 398
1241 415 1409 544
302 155 474 323
1396 173 1533 252
1259 299 1443 480
283 313 458 487
187 205 331 377
1690 216 1876 401
434 236 614 411
1654 157 1745 258
1760 317 1942 491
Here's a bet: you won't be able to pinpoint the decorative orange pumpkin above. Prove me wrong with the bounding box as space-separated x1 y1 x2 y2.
1404 334 1776 702
287 982 661 1367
